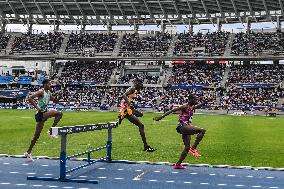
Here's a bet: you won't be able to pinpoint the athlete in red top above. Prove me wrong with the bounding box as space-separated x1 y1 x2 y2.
154 94 207 169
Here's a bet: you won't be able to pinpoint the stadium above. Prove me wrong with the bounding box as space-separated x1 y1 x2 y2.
0 0 284 188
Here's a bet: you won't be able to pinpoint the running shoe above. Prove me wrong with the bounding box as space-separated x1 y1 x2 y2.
189 147 201 157
173 164 187 169
24 152 34 162
144 145 156 152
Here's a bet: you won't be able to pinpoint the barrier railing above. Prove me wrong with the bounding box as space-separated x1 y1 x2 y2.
27 122 118 184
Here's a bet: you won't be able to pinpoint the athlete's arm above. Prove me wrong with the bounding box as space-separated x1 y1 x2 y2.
27 90 43 112
123 87 135 106
153 104 187 121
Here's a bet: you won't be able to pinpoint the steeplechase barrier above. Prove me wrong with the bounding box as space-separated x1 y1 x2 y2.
27 122 118 184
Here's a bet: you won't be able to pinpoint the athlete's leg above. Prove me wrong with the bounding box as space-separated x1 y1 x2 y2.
179 125 206 149
26 121 44 154
126 114 147 147
43 110 63 127
175 134 191 166
126 114 155 152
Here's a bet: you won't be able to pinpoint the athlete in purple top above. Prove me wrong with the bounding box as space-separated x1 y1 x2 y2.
154 94 207 169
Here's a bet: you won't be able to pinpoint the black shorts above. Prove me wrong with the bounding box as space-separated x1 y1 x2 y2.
132 109 143 117
35 111 47 122
176 123 189 134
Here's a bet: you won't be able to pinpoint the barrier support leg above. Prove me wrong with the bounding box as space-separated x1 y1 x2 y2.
27 133 99 184
59 134 67 180
107 128 112 162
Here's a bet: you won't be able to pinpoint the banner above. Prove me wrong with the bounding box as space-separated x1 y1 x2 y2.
0 90 29 98
237 84 275 88
65 82 97 85
171 84 209 90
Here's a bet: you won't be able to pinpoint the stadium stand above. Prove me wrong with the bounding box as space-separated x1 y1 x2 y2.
174 31 229 56
158 88 217 112
221 87 280 110
231 32 284 56
11 32 64 54
58 61 117 84
118 73 159 84
227 64 284 84
65 32 118 56
119 32 172 57
169 63 225 87
0 34 10 52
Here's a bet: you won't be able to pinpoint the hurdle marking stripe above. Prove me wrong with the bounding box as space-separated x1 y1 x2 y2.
133 171 147 180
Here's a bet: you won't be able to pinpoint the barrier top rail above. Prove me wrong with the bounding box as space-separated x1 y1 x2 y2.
50 122 118 136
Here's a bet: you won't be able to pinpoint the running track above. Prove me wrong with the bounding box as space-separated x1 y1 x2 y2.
0 156 283 189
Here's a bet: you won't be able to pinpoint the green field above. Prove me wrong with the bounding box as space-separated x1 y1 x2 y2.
0 109 284 168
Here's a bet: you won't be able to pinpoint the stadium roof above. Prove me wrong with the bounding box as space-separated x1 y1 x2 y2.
0 0 283 26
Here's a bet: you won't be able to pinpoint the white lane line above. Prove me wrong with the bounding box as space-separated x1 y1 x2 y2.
26 173 36 175
218 184 227 186
78 188 90 189
63 187 74 188
114 178 124 180
22 163 29 166
97 177 107 179
269 187 279 189
149 180 157 182
209 173 216 176
166 181 175 183
117 169 124 171
154 170 160 173
136 170 142 172
79 176 88 178
228 174 235 177
33 185 43 187
3 163 10 165
0 183 11 185
9 171 19 174
236 185 245 187
184 182 192 184
98 168 106 170
190 172 198 175
44 174 53 176
41 164 49 167
252 186 262 188
172 172 179 174
266 177 274 179
16 184 27 186
247 175 254 178
48 186 58 188
200 183 209 185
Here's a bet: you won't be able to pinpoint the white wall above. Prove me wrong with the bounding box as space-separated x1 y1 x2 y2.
0 60 51 75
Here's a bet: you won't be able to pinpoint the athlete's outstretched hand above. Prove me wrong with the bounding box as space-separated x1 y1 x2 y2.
153 116 162 121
